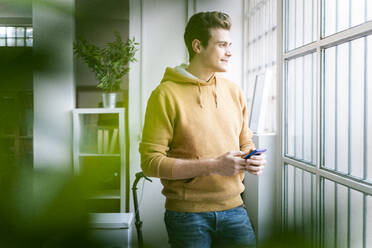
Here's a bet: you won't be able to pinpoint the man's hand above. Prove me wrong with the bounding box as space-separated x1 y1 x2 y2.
172 151 267 179
212 151 248 176
244 153 266 175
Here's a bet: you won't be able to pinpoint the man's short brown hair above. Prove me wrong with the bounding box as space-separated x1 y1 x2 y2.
184 11 231 62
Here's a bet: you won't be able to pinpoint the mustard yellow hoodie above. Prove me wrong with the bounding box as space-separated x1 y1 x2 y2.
139 65 255 212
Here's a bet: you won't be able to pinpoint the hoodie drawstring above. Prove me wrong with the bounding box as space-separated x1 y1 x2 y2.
197 81 203 108
197 79 218 109
213 80 218 108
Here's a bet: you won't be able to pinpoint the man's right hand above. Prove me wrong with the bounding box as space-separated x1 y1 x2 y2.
212 151 247 176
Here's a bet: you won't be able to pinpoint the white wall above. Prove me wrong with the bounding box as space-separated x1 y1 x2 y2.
0 0 32 21
129 1 187 246
129 0 247 247
33 0 76 172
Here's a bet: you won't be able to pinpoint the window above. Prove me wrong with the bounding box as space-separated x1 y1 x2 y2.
281 0 372 246
0 26 33 47
323 0 372 37
285 53 317 165
246 0 277 133
285 0 317 51
323 35 372 183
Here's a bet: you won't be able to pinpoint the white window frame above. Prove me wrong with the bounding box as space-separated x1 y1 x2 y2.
277 0 372 246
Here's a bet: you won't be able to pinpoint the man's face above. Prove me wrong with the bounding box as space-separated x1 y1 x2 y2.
199 28 232 72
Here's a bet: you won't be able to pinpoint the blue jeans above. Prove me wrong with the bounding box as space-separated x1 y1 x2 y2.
164 205 256 248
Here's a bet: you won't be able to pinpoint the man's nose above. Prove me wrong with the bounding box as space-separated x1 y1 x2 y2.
226 48 232 57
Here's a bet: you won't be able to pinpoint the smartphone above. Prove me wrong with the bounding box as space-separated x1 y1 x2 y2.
243 149 267 159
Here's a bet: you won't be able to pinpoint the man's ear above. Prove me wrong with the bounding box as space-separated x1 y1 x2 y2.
191 39 202 54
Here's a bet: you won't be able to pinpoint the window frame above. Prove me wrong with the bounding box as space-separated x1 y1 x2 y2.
277 0 372 246
0 25 33 47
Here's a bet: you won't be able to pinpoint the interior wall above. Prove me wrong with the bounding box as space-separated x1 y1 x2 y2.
128 0 246 247
129 1 187 246
33 0 76 171
0 1 32 19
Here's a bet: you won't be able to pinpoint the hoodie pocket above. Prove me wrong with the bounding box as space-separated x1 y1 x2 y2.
183 174 244 202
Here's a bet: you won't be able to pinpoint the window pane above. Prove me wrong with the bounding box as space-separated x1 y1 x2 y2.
7 38 15 46
26 27 32 37
323 179 336 248
285 164 316 237
303 171 313 237
323 35 370 182
26 38 33 47
312 56 317 163
338 0 350 33
246 0 277 133
322 179 367 248
286 0 316 51
336 184 348 247
350 38 365 179
287 164 295 230
287 59 295 156
16 38 24 47
336 43 349 174
6 27 15 37
323 0 370 37
0 27 5 38
324 47 336 170
16 27 24 38
304 0 314 44
367 195 372 246
295 0 304 48
285 53 316 164
323 0 336 37
368 36 372 182
303 54 313 162
350 189 363 248
351 0 365 27
0 38 5 46
295 57 304 158
295 168 303 230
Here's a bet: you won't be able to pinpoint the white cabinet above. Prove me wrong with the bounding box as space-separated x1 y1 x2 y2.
72 108 126 212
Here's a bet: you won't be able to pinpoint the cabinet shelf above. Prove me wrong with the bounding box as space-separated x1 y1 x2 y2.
73 108 126 213
88 189 121 199
79 153 121 157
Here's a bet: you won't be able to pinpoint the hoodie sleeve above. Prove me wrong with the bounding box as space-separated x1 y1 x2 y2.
139 89 176 179
238 89 256 153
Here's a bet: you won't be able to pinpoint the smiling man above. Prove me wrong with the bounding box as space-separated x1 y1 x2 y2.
139 11 266 248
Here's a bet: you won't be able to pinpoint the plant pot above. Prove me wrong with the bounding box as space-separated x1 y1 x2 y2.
102 92 117 108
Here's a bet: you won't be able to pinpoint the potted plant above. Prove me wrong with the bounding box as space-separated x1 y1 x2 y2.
74 31 139 108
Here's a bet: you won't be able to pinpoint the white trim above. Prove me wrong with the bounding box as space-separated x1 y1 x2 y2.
284 21 372 60
276 0 285 229
283 42 317 60
187 0 195 20
319 21 372 48
128 0 144 212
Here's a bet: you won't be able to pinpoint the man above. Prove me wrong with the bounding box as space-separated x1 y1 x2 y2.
139 11 266 248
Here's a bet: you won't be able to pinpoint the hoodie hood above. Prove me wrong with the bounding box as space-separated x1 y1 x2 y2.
160 64 219 108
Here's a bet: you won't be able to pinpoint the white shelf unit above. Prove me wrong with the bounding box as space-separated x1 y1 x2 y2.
72 108 126 212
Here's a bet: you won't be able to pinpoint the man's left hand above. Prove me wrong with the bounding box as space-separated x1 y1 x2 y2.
244 153 266 175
